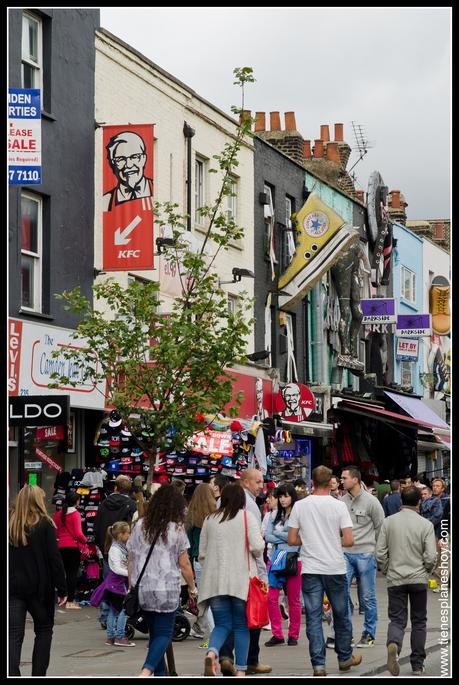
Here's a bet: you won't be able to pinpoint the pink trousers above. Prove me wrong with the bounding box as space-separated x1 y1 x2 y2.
267 561 302 640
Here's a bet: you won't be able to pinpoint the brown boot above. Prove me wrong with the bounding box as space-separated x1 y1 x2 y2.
430 276 450 335
339 652 362 671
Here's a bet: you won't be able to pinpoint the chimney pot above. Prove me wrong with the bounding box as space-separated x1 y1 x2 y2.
390 190 401 209
255 112 266 132
326 141 341 163
320 125 330 142
285 112 297 131
270 111 281 131
303 140 311 159
334 123 344 141
313 139 324 158
434 221 445 240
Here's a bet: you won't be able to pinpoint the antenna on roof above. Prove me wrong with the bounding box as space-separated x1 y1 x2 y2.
348 121 373 173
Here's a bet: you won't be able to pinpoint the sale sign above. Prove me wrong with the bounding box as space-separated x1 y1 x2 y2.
188 430 234 456
102 124 155 271
35 447 63 473
8 88 41 185
36 425 65 440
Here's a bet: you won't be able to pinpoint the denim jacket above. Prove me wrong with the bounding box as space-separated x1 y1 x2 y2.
265 514 300 553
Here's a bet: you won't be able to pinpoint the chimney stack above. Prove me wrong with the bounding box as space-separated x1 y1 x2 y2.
303 140 312 159
255 112 266 132
326 141 341 163
389 190 401 209
334 123 344 142
270 111 281 131
313 140 324 158
320 124 330 142
285 112 297 131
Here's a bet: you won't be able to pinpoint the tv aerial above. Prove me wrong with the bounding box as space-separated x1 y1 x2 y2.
348 121 373 174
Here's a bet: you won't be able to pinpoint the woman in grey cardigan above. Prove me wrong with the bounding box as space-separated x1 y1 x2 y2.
198 483 265 677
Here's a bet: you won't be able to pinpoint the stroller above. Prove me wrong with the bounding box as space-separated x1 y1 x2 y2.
125 605 191 642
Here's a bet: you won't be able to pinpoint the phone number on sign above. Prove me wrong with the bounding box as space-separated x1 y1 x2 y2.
9 168 41 184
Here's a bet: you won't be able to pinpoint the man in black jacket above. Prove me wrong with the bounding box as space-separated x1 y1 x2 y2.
382 481 402 517
93 475 136 627
94 475 137 554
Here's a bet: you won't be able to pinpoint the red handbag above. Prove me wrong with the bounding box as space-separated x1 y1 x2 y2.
243 511 269 629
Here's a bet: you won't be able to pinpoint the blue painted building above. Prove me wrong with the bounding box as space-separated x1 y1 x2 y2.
392 222 424 395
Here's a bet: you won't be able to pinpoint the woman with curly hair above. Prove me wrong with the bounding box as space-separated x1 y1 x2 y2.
9 485 67 676
127 484 197 677
186 483 217 641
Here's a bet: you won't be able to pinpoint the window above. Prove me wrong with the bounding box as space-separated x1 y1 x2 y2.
401 266 416 303
228 294 238 316
284 313 298 383
22 12 42 92
194 157 205 224
264 184 277 278
21 192 42 311
282 195 296 270
226 176 237 222
400 361 412 387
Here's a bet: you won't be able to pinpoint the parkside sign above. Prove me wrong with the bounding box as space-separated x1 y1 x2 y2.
8 318 107 409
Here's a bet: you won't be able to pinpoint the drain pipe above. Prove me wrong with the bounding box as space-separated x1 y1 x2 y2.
183 122 195 231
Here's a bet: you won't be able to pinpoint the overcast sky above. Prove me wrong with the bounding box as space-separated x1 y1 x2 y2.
100 7 451 219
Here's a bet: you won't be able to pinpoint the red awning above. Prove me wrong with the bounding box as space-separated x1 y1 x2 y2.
336 400 447 433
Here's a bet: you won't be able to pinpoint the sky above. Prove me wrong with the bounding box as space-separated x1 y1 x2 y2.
100 7 451 219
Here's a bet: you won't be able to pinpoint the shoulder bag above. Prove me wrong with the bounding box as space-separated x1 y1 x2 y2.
123 529 161 618
244 511 269 629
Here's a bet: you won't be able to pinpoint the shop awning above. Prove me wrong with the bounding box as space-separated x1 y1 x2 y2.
281 419 334 437
384 391 450 435
335 400 445 433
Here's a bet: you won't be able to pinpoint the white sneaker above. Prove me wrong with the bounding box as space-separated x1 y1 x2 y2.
262 623 272 631
190 627 204 639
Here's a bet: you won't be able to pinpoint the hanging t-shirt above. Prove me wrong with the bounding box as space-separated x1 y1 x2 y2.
288 495 352 575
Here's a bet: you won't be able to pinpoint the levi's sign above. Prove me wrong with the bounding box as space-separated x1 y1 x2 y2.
9 395 70 426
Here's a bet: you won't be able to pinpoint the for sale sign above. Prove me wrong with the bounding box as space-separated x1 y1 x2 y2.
102 124 155 271
8 88 41 185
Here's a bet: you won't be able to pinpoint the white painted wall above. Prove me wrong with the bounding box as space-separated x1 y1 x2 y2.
94 30 255 350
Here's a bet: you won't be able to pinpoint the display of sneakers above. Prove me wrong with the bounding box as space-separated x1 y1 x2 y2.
113 637 135 647
357 631 375 648
387 643 400 676
264 636 285 647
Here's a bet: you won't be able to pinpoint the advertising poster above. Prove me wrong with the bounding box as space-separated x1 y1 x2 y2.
102 124 155 271
8 88 41 185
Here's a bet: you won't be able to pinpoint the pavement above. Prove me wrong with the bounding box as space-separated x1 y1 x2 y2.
18 574 450 678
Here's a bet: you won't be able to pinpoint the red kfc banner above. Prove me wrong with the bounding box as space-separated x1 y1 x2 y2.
102 124 155 271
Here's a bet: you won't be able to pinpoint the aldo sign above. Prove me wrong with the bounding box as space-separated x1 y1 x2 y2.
9 395 70 426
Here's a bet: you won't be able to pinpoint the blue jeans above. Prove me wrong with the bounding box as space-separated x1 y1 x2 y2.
344 552 377 638
107 607 127 639
143 610 176 676
302 574 353 667
208 596 250 671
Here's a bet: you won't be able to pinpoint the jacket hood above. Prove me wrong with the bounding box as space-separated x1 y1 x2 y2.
104 493 132 511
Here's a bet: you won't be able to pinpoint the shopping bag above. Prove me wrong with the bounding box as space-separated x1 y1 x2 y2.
246 576 269 629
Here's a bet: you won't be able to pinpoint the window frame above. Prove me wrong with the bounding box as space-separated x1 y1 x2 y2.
21 11 43 97
401 265 416 304
226 175 237 222
20 191 43 312
400 360 413 387
194 156 205 225
227 293 239 317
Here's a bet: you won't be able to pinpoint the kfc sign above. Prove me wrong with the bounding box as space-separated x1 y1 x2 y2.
274 383 316 422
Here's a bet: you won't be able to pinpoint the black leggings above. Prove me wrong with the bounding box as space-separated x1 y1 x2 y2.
59 547 81 602
9 595 54 676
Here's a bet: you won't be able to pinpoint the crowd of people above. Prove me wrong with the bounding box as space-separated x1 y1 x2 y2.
8 466 450 677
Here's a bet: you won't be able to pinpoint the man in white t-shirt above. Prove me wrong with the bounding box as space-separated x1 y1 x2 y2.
288 465 362 676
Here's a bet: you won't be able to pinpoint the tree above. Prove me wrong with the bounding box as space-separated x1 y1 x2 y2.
50 68 256 480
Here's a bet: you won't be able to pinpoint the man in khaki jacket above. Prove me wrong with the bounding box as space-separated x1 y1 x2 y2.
375 486 437 677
